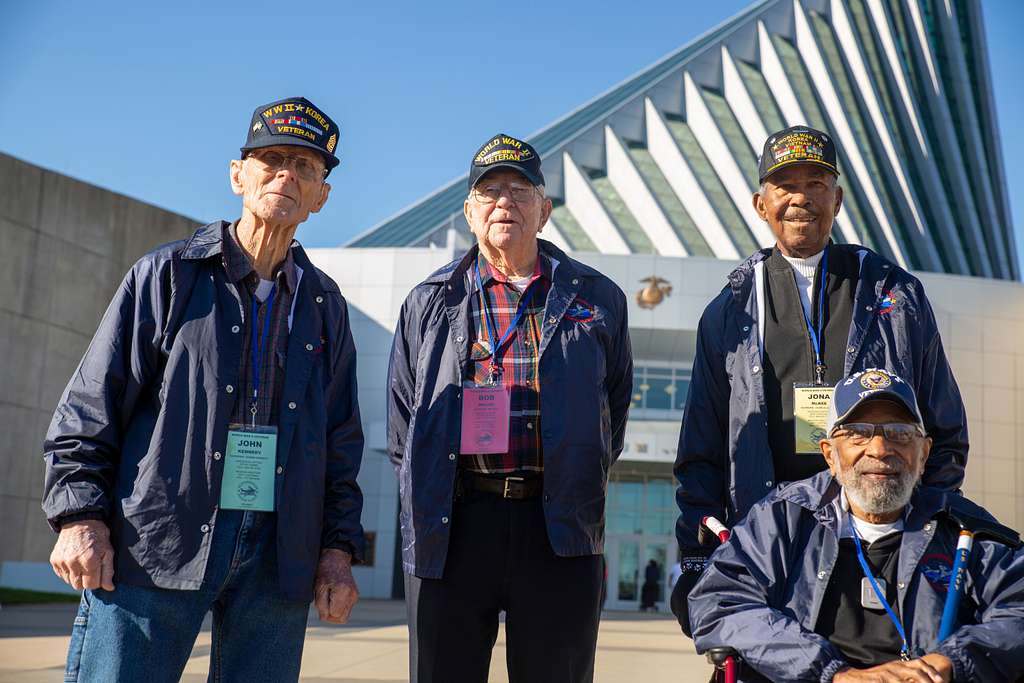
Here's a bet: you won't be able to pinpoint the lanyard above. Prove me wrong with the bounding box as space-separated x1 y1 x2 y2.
474 262 535 385
800 247 830 384
849 514 911 661
249 285 277 426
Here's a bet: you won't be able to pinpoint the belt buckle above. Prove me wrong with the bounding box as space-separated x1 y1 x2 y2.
503 476 525 499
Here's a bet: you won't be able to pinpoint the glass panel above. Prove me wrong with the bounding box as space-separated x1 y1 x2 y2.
617 540 640 602
646 376 673 410
628 144 714 256
550 202 596 252
588 171 656 254
642 544 669 607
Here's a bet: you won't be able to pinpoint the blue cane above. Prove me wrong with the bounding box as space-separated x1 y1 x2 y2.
937 530 973 641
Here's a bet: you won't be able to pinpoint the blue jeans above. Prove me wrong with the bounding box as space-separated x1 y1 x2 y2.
63 511 310 682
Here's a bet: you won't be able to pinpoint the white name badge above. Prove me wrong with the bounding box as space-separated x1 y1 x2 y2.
220 425 277 511
793 384 834 454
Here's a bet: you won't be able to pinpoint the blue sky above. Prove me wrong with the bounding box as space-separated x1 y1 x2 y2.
2 1 1021 266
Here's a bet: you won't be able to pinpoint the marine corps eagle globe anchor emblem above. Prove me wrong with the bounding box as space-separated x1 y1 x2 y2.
637 276 672 309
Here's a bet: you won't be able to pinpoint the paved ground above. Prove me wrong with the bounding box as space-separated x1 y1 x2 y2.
0 599 713 682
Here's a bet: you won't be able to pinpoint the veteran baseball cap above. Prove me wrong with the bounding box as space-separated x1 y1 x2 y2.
468 133 544 190
241 97 340 172
826 369 925 436
758 125 839 183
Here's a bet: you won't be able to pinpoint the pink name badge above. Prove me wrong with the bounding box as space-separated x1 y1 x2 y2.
460 385 511 455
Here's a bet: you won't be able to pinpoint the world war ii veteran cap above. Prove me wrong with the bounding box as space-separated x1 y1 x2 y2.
758 125 839 183
826 369 925 436
468 133 544 190
241 97 340 171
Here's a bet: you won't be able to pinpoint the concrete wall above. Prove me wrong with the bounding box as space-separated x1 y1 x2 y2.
0 153 197 578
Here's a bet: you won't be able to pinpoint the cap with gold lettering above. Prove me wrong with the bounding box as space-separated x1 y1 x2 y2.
241 97 340 172
758 125 838 183
468 133 544 190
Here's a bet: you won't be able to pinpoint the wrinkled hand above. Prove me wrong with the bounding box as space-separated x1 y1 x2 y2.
833 655 953 683
314 549 359 624
50 520 115 592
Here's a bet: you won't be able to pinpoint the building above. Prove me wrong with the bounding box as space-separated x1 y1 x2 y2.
310 0 1023 610
1 0 1021 613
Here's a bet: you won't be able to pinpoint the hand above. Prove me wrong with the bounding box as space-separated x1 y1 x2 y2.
833 656 952 683
50 519 115 591
313 549 359 624
670 569 703 637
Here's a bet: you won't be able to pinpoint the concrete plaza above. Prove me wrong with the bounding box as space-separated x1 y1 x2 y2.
0 599 714 682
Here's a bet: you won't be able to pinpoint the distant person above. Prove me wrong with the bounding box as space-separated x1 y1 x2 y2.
671 126 968 636
387 133 632 683
689 370 1024 681
641 559 661 611
42 97 365 681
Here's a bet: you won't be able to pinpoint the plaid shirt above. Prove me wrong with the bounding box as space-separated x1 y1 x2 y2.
460 252 551 475
222 223 297 428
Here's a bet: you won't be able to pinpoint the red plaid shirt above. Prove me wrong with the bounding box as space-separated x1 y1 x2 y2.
460 251 551 475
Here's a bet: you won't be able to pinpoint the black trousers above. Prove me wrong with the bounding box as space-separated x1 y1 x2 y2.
405 489 604 683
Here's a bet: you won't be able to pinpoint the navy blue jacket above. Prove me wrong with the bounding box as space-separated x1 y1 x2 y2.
387 241 632 579
689 473 1024 682
675 246 968 556
42 222 365 602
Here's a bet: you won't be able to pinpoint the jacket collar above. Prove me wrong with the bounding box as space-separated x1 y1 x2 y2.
428 238 579 287
778 470 948 527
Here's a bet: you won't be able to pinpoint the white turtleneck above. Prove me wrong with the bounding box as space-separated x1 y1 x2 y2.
832 487 904 545
781 249 825 320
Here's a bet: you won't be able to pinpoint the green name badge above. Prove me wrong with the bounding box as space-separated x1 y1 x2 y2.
793 384 834 455
220 426 277 511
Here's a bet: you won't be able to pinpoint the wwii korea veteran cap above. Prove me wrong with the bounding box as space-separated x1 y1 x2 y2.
825 369 925 436
241 97 340 171
758 125 839 183
468 133 544 190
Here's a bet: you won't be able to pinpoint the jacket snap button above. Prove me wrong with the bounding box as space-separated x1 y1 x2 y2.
549 316 557 324
276 466 284 475
898 582 905 589
305 343 314 351
572 278 579 285
315 296 324 303
765 480 773 487
213 451 222 460
231 325 240 333
817 570 827 580
201 524 210 533
226 385 234 394
441 516 449 524
288 401 297 410
742 325 750 332
752 366 760 374
865 305 873 311
847 346 855 354
448 453 456 461
456 336 464 343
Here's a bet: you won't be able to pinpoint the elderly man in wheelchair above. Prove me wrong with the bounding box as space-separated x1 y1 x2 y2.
688 370 1024 682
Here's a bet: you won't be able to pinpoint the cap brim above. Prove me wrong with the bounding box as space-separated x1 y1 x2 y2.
241 137 340 170
759 158 839 183
832 391 924 431
469 163 544 190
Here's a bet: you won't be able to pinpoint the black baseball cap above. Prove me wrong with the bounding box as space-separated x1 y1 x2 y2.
241 97 340 172
467 133 544 190
758 125 839 183
826 369 925 436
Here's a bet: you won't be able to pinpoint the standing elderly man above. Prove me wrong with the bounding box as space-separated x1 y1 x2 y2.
670 126 968 634
387 133 633 683
689 369 1024 681
42 97 364 682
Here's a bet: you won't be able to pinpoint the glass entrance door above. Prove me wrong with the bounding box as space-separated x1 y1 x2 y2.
606 535 674 612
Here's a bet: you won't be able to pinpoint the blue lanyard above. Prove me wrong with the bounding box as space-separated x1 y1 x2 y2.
474 262 534 385
849 514 911 661
249 285 276 426
800 247 830 384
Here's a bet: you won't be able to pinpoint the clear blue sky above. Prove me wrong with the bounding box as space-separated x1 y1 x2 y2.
2 1 1021 267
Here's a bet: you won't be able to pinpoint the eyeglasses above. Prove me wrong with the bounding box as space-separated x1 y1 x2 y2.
471 182 540 205
830 422 924 445
247 150 326 181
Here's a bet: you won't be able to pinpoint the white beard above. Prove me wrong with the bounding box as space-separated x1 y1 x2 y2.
836 459 920 516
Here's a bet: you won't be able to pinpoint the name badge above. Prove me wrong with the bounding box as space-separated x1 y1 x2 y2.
793 384 834 454
220 425 277 511
460 385 511 455
861 576 888 611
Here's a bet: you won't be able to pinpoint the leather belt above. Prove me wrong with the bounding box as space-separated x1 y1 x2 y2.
459 474 543 500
